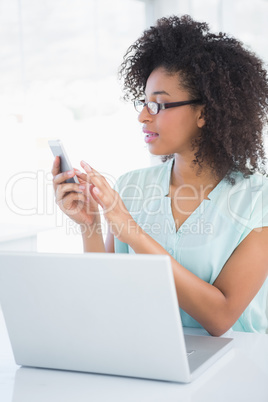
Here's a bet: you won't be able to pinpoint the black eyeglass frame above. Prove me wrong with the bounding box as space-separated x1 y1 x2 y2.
134 99 202 115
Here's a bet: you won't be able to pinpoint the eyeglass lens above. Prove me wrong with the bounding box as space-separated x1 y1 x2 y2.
135 101 158 115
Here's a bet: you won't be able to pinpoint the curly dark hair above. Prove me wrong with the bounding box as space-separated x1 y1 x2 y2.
119 15 268 181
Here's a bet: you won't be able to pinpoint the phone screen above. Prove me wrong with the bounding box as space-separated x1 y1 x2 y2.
48 140 79 184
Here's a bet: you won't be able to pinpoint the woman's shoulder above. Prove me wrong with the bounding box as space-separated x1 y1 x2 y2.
229 171 268 195
218 171 268 232
219 171 268 210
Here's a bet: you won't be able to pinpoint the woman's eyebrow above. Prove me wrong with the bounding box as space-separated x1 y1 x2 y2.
144 90 171 98
152 90 170 96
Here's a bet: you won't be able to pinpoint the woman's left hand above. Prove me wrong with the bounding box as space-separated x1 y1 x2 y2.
78 160 135 242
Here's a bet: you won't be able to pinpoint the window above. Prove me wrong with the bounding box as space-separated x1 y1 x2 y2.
1 0 147 252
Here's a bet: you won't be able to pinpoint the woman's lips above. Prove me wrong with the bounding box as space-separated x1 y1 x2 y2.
143 129 159 143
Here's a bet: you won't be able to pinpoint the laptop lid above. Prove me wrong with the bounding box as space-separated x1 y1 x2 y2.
0 252 232 383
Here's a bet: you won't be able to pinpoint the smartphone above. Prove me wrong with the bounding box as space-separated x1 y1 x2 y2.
48 139 79 184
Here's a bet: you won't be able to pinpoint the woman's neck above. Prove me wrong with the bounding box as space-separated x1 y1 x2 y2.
170 154 220 198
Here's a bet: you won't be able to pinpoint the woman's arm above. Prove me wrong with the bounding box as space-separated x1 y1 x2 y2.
81 224 115 253
81 161 268 336
125 223 268 336
80 220 106 253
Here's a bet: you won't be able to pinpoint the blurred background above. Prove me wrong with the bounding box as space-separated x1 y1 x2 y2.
1 0 268 253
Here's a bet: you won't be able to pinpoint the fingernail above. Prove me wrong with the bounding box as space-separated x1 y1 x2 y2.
79 185 85 190
67 170 74 176
81 160 92 170
93 187 100 194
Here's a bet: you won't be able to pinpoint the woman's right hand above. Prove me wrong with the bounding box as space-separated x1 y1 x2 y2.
51 156 100 226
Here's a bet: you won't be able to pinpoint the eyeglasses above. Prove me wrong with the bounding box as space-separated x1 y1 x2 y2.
134 99 202 115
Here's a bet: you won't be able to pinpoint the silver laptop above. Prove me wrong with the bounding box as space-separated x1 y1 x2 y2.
0 251 232 383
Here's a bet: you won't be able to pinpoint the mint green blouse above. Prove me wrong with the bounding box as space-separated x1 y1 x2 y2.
114 159 268 333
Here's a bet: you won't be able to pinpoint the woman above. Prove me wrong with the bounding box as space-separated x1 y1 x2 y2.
52 15 268 336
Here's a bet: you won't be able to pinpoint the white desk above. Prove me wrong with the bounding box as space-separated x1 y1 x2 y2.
0 224 43 251
0 308 267 402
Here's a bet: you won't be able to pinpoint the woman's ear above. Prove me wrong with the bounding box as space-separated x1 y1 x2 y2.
197 106 205 128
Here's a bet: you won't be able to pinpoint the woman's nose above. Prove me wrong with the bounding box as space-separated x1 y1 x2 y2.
137 105 153 123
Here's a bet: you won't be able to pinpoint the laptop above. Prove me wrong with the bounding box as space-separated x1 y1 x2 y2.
0 251 233 383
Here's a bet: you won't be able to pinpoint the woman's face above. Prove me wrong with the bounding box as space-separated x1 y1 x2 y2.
138 67 204 157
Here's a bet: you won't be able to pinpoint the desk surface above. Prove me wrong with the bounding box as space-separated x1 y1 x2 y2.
0 223 46 243
0 308 267 402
